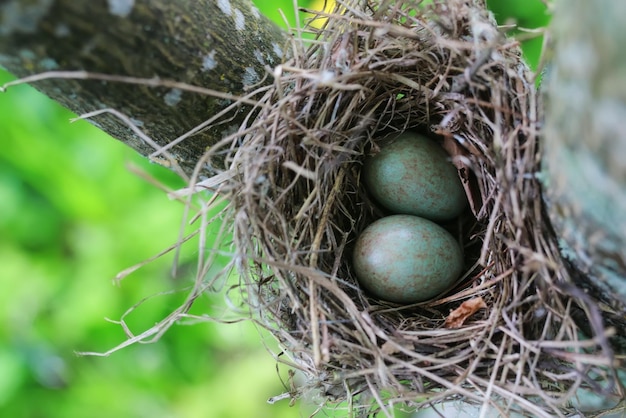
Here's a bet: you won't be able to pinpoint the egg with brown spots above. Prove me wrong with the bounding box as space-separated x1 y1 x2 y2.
352 215 463 304
363 132 467 222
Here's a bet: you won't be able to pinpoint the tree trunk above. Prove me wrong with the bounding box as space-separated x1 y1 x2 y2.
1 0 625 348
542 0 626 349
0 0 287 175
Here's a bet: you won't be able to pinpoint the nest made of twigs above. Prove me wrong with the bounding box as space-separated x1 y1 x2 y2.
198 0 620 416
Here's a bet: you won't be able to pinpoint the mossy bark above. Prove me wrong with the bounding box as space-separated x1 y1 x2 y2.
543 0 626 349
0 0 287 174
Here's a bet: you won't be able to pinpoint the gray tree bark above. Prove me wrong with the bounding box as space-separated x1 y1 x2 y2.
0 0 287 175
1 0 625 350
543 0 626 348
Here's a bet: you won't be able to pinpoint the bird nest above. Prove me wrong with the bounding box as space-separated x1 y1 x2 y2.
188 0 621 416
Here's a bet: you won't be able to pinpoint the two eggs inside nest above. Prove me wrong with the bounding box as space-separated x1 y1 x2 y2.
353 132 467 304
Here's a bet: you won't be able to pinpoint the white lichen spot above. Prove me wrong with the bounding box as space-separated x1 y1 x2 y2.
18 49 36 61
253 49 265 65
54 23 70 37
164 88 182 106
202 50 217 71
107 0 135 17
0 0 54 36
39 57 59 70
242 67 259 88
221 124 239 139
249 5 260 19
234 9 245 31
319 70 335 84
217 0 232 16
272 43 284 59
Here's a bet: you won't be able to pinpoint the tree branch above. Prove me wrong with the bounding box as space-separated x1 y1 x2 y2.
0 0 288 174
543 0 626 348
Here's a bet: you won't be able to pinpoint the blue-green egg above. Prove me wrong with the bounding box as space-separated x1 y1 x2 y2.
352 215 463 304
363 132 467 221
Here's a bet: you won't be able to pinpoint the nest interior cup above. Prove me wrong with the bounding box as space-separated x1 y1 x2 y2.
218 0 622 416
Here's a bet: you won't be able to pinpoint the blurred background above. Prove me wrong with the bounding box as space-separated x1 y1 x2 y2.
0 1 548 417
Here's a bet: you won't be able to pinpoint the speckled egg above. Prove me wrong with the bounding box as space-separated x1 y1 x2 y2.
352 215 463 304
363 132 467 222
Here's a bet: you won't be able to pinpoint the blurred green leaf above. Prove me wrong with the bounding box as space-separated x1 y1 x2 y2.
487 0 550 70
0 65 295 417
253 0 300 29
0 347 25 405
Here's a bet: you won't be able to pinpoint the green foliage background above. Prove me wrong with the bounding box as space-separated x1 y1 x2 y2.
0 1 547 417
